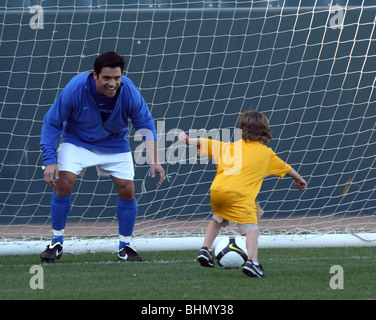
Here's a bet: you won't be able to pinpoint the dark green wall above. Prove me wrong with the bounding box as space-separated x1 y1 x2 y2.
0 5 375 225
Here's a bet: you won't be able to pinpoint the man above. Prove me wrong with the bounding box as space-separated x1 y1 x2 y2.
40 51 165 262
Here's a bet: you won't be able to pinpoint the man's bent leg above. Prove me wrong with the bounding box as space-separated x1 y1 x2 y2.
116 196 137 246
112 177 137 247
112 177 142 261
41 171 77 262
51 171 77 243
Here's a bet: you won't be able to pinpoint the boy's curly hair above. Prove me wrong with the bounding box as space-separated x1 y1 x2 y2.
239 110 272 143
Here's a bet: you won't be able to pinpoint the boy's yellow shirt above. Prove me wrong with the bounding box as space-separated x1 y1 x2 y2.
199 138 292 224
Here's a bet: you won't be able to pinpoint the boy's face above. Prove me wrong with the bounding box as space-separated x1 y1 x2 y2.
93 67 122 98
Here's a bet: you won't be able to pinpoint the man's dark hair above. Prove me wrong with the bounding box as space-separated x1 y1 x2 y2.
94 51 125 75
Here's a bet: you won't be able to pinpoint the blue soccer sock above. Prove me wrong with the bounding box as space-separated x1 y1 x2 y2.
50 190 71 245
117 197 137 250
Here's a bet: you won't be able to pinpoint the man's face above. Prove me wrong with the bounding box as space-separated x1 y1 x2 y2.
93 67 122 98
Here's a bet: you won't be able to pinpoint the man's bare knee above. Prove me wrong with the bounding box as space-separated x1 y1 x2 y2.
112 177 135 200
55 171 77 196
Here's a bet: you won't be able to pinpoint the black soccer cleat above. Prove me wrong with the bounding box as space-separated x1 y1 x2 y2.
118 245 144 261
197 246 215 267
242 259 266 278
40 241 63 263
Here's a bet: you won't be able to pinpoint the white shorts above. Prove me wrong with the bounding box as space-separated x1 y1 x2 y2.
212 214 259 235
58 143 134 180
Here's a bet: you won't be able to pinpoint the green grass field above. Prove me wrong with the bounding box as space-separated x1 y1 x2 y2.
0 247 375 301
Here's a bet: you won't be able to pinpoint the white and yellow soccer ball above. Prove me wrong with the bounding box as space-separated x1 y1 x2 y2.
215 237 248 268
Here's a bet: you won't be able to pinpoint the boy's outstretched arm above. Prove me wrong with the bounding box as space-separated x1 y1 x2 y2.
179 132 201 147
286 168 307 190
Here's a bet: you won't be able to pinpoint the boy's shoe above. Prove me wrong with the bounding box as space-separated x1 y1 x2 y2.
118 245 144 261
40 241 63 263
197 246 215 267
242 260 266 278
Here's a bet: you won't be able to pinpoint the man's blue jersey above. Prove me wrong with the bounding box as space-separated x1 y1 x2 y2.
40 72 157 166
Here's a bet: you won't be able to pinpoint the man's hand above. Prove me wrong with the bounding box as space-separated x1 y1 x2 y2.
144 139 165 187
44 164 59 189
150 163 165 187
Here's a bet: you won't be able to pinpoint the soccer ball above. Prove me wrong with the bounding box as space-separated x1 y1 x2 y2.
215 237 248 268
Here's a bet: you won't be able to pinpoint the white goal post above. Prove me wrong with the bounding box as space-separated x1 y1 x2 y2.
1 1 376 255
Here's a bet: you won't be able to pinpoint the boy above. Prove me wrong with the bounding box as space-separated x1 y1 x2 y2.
179 110 307 278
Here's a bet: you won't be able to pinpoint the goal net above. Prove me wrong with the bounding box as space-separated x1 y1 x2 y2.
1 0 376 255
